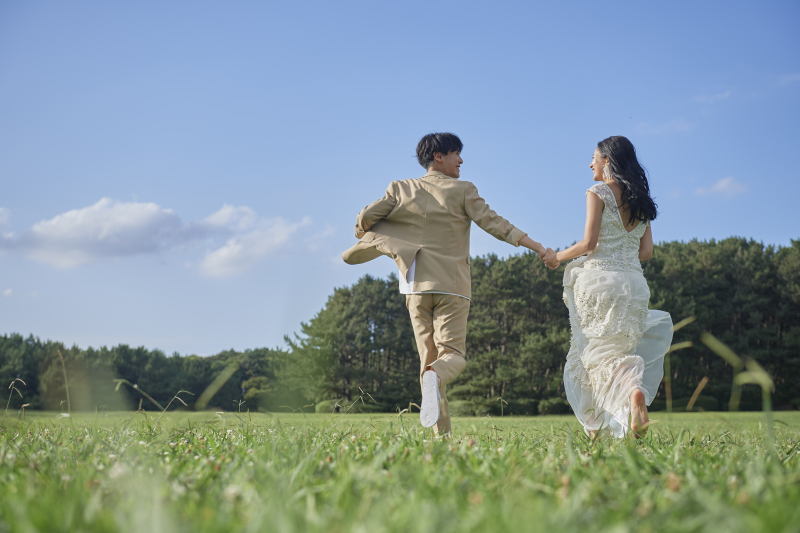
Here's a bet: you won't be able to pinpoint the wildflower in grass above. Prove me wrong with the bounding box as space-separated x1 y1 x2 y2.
666 472 681 492
635 500 653 517
109 463 127 480
223 485 241 501
469 492 484 505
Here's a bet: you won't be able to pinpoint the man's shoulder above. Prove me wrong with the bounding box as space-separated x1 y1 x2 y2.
391 176 469 188
390 176 475 197
394 177 424 186
417 175 475 188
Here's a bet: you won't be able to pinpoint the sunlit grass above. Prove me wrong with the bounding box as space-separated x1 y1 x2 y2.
1 411 799 532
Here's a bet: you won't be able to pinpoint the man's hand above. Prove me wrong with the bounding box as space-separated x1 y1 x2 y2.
543 248 559 270
536 246 547 260
355 224 370 240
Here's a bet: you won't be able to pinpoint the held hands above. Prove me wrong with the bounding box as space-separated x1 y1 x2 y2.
355 224 370 240
539 247 560 270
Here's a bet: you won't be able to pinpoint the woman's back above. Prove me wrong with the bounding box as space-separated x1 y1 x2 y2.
585 182 647 271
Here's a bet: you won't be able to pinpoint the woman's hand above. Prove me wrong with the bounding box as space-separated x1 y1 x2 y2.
543 249 559 269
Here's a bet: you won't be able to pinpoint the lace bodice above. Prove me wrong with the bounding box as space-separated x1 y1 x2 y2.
583 182 647 273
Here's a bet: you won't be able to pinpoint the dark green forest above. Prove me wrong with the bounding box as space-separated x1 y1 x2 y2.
2 237 799 415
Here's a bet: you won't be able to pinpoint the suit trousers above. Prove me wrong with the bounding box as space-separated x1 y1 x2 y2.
405 293 470 436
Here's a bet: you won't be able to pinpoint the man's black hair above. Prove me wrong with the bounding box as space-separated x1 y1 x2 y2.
416 132 463 169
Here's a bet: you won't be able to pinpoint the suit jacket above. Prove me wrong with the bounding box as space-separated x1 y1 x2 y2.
342 171 527 298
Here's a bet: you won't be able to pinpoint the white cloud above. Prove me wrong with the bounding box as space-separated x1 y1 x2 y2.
21 198 184 267
3 288 11 298
1 198 311 276
202 205 258 231
634 118 695 135
694 90 731 104
0 230 13 254
0 207 10 227
694 177 746 197
200 217 311 277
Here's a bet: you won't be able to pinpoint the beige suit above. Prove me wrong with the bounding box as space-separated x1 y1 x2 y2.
343 170 527 434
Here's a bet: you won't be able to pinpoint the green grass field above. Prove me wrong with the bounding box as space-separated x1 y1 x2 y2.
1 410 799 533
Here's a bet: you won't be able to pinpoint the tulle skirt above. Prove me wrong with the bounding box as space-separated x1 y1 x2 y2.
562 258 673 437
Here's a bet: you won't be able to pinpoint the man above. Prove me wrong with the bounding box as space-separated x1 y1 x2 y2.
342 132 553 435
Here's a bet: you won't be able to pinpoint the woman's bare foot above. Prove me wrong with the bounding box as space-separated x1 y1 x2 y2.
630 389 649 439
588 430 598 440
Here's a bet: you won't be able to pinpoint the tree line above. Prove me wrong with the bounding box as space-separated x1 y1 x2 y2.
2 237 798 415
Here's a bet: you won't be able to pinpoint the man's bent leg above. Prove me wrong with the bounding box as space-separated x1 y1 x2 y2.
406 293 437 385
428 294 470 435
407 293 451 435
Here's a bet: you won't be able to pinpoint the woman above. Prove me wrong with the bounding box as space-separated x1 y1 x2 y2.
547 136 673 438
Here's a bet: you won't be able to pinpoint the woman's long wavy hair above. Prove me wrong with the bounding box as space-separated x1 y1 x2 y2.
597 136 658 225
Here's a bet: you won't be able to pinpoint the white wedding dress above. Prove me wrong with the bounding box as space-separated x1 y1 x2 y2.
562 182 673 437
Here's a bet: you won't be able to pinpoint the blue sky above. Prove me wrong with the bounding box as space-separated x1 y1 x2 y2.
1 1 798 355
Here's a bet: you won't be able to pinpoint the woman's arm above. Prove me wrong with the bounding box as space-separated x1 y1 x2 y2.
554 192 604 263
638 224 653 260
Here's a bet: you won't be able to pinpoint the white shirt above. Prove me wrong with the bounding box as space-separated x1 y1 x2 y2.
399 258 470 300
